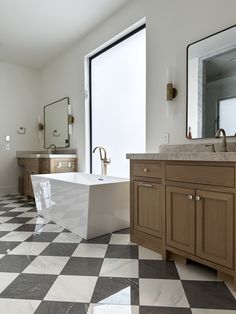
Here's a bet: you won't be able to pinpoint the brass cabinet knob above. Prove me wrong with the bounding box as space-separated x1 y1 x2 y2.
195 195 201 201
56 162 62 168
144 168 149 172
187 194 193 200
67 162 72 168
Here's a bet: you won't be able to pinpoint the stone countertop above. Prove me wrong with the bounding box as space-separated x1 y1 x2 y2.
159 143 236 153
16 150 77 159
126 152 236 162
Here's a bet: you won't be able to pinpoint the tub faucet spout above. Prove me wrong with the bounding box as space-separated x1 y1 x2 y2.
93 146 111 176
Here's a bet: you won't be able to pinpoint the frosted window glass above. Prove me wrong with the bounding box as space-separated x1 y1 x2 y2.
91 28 146 178
219 98 236 135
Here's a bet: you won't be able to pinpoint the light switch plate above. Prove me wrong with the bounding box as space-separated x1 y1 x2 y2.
5 135 10 142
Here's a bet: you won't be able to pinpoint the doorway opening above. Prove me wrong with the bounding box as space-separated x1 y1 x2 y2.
218 97 236 134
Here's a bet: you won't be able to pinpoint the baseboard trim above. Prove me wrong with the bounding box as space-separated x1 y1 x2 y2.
0 185 18 196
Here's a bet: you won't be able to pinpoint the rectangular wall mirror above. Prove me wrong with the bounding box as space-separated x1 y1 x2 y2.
44 97 70 148
187 24 236 139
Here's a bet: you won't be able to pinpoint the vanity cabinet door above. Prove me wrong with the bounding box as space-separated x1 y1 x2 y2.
166 186 195 254
196 190 234 269
133 180 162 238
25 168 38 197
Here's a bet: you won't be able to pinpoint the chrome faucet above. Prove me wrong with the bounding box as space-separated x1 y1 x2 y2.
215 128 227 152
93 146 111 176
48 144 57 154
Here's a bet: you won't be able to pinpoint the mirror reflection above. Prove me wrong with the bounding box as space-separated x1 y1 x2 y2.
44 97 70 148
187 25 236 139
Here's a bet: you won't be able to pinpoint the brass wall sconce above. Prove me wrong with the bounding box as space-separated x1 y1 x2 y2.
38 123 44 131
68 114 75 125
167 83 177 101
68 114 74 135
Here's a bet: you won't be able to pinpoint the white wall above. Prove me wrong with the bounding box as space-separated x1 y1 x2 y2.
0 61 40 195
40 0 236 171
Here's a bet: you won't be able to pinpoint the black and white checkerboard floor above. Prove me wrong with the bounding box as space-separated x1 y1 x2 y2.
0 195 236 314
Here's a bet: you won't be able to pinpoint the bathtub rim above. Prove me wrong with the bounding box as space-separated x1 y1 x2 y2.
31 172 130 186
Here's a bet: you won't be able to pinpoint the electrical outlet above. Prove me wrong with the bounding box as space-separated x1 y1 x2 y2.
164 132 169 144
5 143 10 151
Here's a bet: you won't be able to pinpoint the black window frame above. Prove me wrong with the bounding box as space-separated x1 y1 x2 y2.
88 24 146 173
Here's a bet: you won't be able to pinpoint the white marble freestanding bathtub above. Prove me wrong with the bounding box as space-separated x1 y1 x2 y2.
31 172 130 239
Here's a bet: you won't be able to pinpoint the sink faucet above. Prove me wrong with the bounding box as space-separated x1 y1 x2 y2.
48 144 57 154
93 146 111 176
215 128 227 152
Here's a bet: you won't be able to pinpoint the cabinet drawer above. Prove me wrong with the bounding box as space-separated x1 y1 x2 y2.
51 159 76 173
132 161 163 179
166 164 234 187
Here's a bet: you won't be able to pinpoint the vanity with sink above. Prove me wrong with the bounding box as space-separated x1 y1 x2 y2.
16 97 78 197
125 24 236 288
127 145 236 287
17 152 77 197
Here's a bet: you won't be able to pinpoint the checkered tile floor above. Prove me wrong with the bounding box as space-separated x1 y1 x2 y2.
0 195 236 314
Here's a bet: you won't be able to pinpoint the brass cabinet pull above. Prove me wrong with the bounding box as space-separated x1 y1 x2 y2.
195 195 201 201
141 183 153 187
187 194 193 200
56 162 62 168
144 168 149 172
67 162 72 168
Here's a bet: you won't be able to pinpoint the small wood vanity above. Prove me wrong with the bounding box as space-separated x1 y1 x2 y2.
17 156 77 197
129 156 236 287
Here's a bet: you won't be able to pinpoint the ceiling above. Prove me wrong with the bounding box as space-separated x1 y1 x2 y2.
0 0 130 69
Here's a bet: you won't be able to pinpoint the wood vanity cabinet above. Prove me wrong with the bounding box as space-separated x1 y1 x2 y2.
130 159 236 285
18 157 77 198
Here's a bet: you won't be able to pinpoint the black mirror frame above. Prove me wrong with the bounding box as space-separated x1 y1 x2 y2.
43 96 70 148
186 23 236 140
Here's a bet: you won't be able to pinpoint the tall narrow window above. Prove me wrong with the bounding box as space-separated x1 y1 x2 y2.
89 25 146 178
